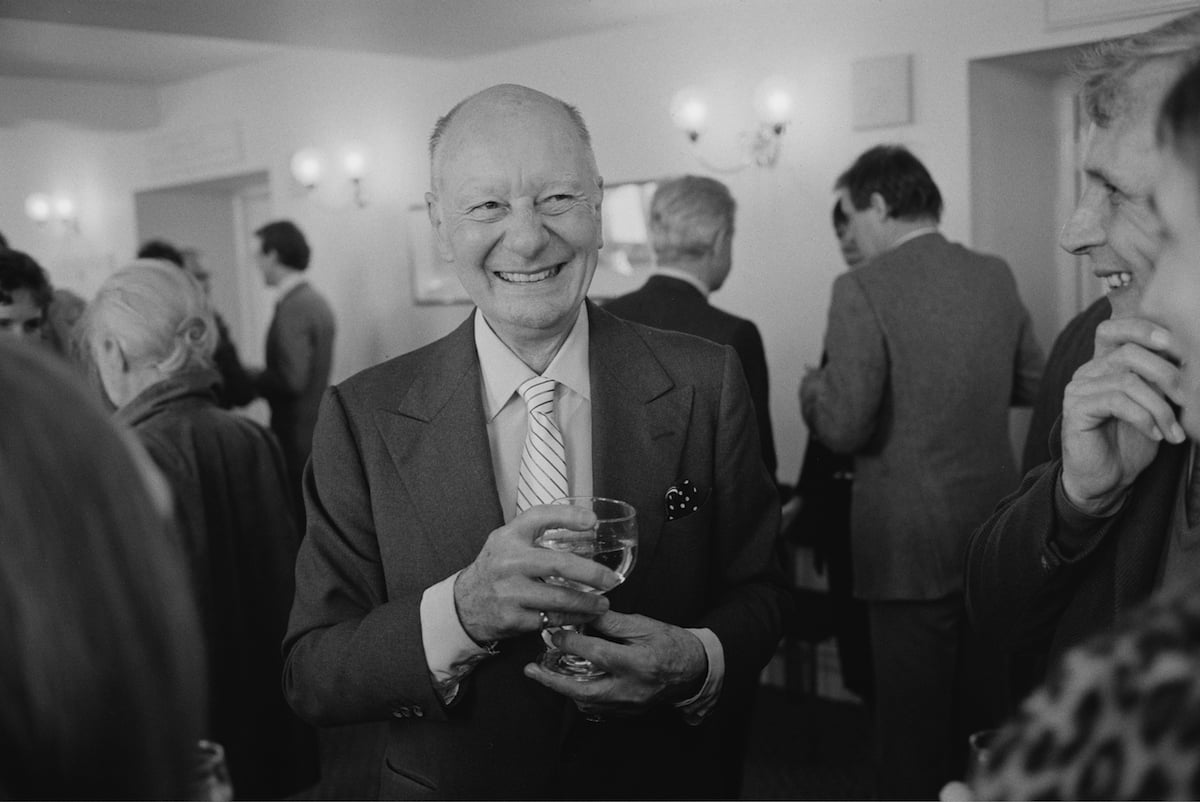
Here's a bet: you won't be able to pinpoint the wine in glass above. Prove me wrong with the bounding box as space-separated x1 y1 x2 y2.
535 496 637 680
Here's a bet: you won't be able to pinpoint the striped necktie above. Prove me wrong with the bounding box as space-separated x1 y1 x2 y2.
516 376 568 513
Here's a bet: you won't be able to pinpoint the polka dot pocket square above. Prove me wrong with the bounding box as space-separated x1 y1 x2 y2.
664 479 710 522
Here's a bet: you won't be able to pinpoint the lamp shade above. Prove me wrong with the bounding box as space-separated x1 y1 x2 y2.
753 76 794 126
24 193 52 224
341 143 368 180
290 147 325 189
669 86 710 135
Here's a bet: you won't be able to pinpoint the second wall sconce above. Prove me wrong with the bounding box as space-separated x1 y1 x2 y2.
670 76 794 173
290 142 369 208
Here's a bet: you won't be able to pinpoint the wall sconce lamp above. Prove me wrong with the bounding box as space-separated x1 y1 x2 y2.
670 77 794 173
290 143 369 208
24 192 79 232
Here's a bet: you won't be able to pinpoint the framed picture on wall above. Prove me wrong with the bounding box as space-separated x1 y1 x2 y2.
589 178 658 299
407 203 470 305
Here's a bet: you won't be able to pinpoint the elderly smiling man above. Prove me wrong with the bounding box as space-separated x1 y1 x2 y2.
282 84 788 800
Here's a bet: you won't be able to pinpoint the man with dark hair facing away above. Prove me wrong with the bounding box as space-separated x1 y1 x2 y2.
251 220 336 520
801 144 1043 798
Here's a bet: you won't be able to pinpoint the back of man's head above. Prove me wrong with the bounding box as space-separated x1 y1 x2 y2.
255 220 311 271
1077 9 1200 127
0 249 53 311
649 175 736 270
836 144 943 223
136 239 184 268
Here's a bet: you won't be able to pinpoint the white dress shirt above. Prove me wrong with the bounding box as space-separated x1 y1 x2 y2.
419 305 723 719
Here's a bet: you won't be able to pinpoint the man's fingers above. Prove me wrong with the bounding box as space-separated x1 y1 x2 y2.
1073 343 1183 405
1067 373 1184 443
505 504 598 545
1093 317 1175 359
521 579 610 616
525 547 621 592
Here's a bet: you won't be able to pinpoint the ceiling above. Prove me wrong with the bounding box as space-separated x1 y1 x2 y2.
0 0 741 86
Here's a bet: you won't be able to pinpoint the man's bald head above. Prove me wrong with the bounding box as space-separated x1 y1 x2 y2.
428 84 595 191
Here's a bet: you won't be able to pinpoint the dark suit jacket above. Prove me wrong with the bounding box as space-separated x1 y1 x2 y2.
604 274 777 479
802 233 1044 601
118 369 315 799
966 421 1187 673
256 281 336 487
282 303 788 799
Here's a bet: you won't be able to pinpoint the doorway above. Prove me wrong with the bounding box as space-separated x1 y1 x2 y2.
134 170 274 423
969 43 1103 458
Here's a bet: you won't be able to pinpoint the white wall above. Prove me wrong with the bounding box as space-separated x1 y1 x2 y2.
0 0 1190 480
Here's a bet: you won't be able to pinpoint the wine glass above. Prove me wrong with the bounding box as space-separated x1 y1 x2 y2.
535 496 638 680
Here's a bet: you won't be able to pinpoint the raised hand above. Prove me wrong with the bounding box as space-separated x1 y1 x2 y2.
1060 317 1186 515
523 611 708 718
454 504 620 644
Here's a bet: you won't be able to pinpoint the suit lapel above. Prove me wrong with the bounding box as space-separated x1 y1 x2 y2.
588 304 692 609
375 316 505 575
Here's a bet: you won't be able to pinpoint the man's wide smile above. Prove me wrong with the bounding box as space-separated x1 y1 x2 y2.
494 264 564 283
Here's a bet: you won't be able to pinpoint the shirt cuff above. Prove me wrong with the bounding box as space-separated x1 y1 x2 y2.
673 627 724 725
420 571 496 704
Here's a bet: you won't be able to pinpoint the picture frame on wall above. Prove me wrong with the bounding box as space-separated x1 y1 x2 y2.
407 203 470 305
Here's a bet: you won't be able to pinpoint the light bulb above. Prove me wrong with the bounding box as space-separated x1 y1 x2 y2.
753 76 794 126
53 195 76 221
24 193 52 224
342 144 368 180
669 87 710 137
290 147 326 189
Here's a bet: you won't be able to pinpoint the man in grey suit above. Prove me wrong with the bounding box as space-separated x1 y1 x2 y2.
283 84 788 800
252 219 336 517
801 145 1043 799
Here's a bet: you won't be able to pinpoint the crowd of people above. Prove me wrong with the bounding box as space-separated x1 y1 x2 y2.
8 8 1200 802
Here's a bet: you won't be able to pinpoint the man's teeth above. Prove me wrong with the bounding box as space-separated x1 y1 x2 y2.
1104 272 1133 289
497 266 559 283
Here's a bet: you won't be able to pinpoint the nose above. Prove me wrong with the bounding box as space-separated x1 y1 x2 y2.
502 204 550 259
1060 186 1106 255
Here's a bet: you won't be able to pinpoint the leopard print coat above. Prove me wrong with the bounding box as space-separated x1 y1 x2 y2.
974 578 1200 800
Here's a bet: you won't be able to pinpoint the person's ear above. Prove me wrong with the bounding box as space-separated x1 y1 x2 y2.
869 192 890 219
425 191 455 263
101 335 129 374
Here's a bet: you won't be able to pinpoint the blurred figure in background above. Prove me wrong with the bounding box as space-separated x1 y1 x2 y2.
0 247 52 346
0 338 206 799
605 175 778 481
802 145 1043 798
250 220 336 522
81 259 316 798
783 200 872 705
137 238 256 408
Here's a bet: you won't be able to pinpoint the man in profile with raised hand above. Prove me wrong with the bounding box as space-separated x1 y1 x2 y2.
966 7 1200 717
283 83 788 800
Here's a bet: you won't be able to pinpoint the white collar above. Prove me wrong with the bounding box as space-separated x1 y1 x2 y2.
889 227 939 251
274 270 307 301
474 305 591 421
